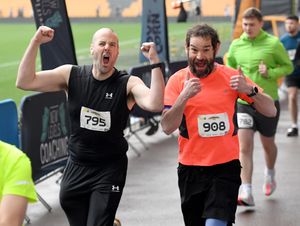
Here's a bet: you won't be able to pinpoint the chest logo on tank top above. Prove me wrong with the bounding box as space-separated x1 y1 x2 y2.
198 112 230 137
105 93 113 99
80 106 111 132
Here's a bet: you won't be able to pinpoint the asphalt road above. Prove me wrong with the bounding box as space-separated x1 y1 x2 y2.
25 96 300 226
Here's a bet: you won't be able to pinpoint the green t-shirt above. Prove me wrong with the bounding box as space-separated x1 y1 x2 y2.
226 29 293 102
0 141 37 203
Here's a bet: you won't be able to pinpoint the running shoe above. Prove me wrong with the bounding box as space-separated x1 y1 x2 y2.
237 190 255 206
286 127 298 137
114 218 121 226
145 118 159 136
263 175 276 196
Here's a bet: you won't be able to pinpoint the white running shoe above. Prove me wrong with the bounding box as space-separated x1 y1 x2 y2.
263 175 276 196
237 189 255 206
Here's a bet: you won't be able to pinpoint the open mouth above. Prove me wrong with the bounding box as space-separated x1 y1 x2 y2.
195 60 207 69
103 53 110 64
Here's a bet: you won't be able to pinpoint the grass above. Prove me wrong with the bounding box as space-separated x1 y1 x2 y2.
0 21 232 106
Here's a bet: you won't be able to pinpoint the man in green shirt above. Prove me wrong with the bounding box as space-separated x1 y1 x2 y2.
0 140 37 226
226 7 293 207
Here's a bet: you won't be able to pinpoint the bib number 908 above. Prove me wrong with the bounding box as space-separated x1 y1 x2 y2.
203 121 226 132
198 113 229 137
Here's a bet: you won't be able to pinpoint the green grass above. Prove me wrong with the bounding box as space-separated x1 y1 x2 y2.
0 21 232 106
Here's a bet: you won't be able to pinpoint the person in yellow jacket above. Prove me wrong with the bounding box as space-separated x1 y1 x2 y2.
0 140 37 226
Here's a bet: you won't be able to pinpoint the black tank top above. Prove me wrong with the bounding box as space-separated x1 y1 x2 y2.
67 65 130 165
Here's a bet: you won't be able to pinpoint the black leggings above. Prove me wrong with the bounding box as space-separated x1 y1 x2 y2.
59 156 128 226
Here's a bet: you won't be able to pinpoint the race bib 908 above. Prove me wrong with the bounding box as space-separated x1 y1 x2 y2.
198 113 230 137
80 106 111 132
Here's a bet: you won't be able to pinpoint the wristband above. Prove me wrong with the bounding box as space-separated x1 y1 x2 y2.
247 86 258 97
150 62 163 69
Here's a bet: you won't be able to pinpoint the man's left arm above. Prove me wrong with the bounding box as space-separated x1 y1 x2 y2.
267 40 294 79
251 91 277 117
231 69 277 117
130 42 165 112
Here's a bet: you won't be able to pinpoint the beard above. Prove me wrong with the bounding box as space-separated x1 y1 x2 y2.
188 57 215 78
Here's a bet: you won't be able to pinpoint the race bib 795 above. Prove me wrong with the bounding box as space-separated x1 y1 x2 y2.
80 106 111 132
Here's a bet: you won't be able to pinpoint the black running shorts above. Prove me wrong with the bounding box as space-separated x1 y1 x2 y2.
285 74 300 88
59 156 128 226
178 160 241 226
236 101 280 137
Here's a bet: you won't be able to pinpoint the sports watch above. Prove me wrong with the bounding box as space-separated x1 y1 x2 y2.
247 86 258 97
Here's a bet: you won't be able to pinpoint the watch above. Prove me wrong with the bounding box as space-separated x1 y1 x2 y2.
247 86 258 97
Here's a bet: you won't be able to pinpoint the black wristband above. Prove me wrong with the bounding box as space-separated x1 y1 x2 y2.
150 62 163 69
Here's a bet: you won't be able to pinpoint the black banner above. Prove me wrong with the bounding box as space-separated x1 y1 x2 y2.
140 0 169 63
20 91 70 182
31 0 77 70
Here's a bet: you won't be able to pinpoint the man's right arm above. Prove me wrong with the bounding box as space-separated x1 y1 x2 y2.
16 26 71 92
161 92 189 135
0 195 28 226
161 75 201 135
225 43 238 69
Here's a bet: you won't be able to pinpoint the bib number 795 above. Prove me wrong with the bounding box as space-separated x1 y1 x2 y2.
80 106 111 132
84 115 106 127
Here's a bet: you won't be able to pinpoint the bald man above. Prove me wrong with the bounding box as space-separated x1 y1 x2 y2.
16 26 165 226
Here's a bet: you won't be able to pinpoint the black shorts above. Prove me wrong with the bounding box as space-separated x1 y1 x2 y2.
178 160 241 226
59 156 128 226
285 74 300 88
236 101 280 137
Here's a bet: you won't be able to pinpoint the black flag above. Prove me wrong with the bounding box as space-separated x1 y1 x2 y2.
140 0 169 63
31 0 77 70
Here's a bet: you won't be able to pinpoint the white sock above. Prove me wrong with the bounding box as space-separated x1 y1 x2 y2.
291 124 298 128
264 167 275 177
241 183 252 193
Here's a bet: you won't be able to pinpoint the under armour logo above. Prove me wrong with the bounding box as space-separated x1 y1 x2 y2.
105 93 113 99
112 185 120 192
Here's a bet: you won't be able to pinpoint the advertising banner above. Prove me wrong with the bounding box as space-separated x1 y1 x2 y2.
20 91 70 181
140 0 169 63
31 0 77 70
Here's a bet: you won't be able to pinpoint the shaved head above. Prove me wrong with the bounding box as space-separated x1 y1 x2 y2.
92 28 119 45
90 27 120 76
